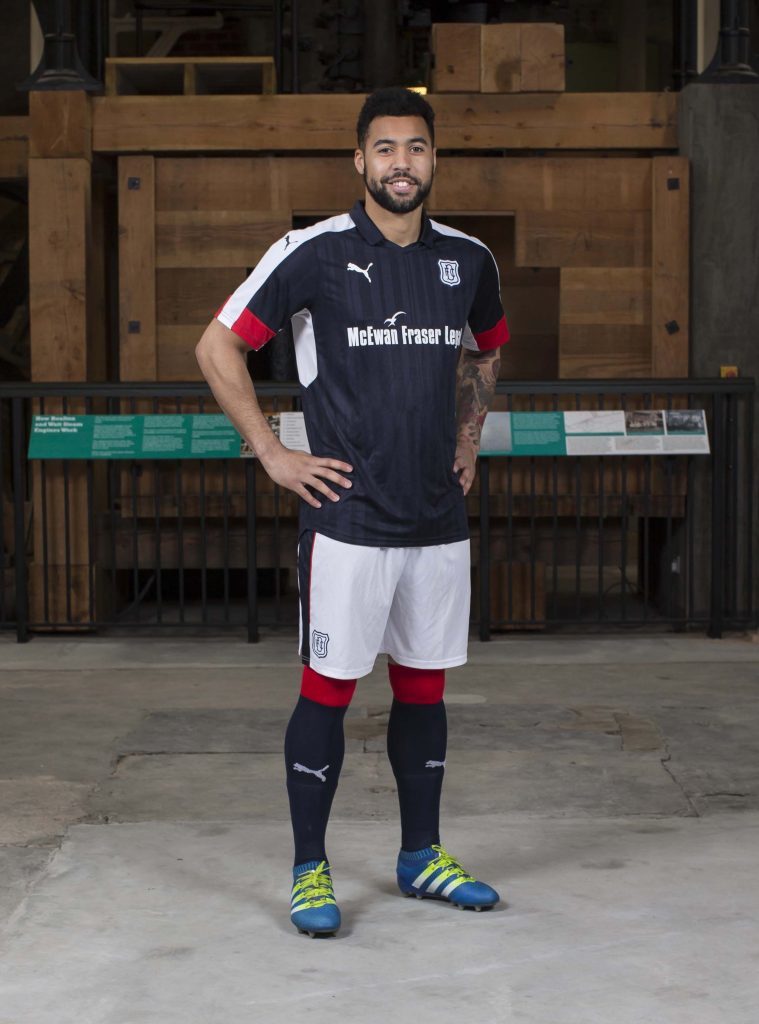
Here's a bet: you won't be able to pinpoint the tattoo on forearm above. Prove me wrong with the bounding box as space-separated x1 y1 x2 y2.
455 350 500 450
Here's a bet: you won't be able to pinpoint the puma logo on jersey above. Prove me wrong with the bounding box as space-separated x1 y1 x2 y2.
384 311 406 326
347 262 373 283
425 759 446 769
284 234 294 250
293 763 329 782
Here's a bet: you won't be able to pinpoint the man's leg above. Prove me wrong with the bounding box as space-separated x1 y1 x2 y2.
284 665 356 865
289 531 401 936
285 665 355 937
386 662 447 851
383 542 501 911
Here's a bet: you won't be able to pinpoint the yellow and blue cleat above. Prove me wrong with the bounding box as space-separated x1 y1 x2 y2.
397 844 500 911
290 860 341 937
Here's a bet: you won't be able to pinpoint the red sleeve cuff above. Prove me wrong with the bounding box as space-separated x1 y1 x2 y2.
473 315 510 351
216 304 275 350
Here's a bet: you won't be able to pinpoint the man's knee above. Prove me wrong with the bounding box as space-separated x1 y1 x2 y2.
300 665 357 707
388 662 445 704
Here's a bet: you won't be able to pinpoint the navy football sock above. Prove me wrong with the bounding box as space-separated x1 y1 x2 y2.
285 695 349 866
386 698 448 852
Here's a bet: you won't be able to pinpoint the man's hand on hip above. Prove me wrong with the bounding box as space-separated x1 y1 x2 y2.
260 446 353 509
453 439 477 496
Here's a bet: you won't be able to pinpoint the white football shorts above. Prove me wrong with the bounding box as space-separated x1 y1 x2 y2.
297 530 471 680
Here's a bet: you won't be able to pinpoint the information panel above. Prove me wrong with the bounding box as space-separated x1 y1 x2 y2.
28 413 311 460
29 410 709 460
479 409 710 457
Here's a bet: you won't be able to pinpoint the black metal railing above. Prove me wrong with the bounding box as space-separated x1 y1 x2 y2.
0 379 755 642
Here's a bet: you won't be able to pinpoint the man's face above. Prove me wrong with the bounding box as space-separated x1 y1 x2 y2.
354 115 436 214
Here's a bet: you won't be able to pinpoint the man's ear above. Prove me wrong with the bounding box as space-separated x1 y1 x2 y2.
354 148 365 175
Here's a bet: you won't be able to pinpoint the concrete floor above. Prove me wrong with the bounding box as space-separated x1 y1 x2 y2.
1 632 758 1023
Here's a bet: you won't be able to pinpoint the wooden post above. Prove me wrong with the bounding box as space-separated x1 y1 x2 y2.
118 156 157 380
651 156 690 377
28 90 97 627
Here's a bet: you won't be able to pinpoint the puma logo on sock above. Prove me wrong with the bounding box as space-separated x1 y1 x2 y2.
293 762 330 782
425 759 446 769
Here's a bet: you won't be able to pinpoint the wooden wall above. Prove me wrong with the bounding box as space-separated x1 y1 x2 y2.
117 154 689 382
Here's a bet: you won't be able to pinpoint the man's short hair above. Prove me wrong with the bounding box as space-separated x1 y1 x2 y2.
356 87 435 149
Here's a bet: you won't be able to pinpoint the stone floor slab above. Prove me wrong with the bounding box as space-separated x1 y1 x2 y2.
1 816 757 1024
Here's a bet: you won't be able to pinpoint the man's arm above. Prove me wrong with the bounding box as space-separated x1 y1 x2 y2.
453 347 501 496
195 319 352 508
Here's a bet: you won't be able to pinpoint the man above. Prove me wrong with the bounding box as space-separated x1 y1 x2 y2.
196 87 509 937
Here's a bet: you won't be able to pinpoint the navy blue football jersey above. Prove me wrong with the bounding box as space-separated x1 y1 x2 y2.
216 200 508 547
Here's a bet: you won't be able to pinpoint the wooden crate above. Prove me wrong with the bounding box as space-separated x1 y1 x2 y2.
431 23 565 94
105 57 276 97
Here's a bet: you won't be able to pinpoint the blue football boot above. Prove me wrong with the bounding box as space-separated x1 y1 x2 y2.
290 860 341 937
397 844 500 911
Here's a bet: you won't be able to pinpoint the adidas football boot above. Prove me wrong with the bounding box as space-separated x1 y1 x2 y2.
397 844 500 911
290 860 341 937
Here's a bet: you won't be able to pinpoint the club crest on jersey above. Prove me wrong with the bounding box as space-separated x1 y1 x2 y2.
312 630 329 658
438 260 460 287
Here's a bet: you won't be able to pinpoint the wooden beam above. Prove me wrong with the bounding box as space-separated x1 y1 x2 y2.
29 92 92 160
118 156 157 380
431 156 652 212
0 116 29 179
155 210 291 268
515 210 650 267
651 156 689 376
92 92 678 152
28 159 91 380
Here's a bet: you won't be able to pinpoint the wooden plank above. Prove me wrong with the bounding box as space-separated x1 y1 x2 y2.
157 267 247 324
559 324 651 378
560 267 651 325
155 210 291 268
157 324 211 380
29 563 94 627
88 176 108 381
118 156 157 380
480 24 522 93
431 23 481 93
157 157 275 211
429 157 652 212
156 155 359 213
519 23 566 92
31 457 91 565
515 210 650 267
29 91 92 160
92 93 678 152
0 116 29 179
28 159 90 381
559 267 651 378
651 156 689 376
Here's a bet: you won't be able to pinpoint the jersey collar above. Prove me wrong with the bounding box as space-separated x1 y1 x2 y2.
350 200 435 249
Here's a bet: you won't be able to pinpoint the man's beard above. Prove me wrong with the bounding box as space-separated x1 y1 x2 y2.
364 170 433 214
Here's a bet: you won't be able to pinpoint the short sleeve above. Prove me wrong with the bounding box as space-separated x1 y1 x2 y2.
462 247 509 352
215 233 319 349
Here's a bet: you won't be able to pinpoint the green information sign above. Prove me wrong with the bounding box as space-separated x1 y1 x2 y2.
28 409 710 461
28 414 242 460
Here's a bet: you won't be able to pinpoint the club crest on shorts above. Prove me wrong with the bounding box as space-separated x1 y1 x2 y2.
312 630 330 658
438 259 460 287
